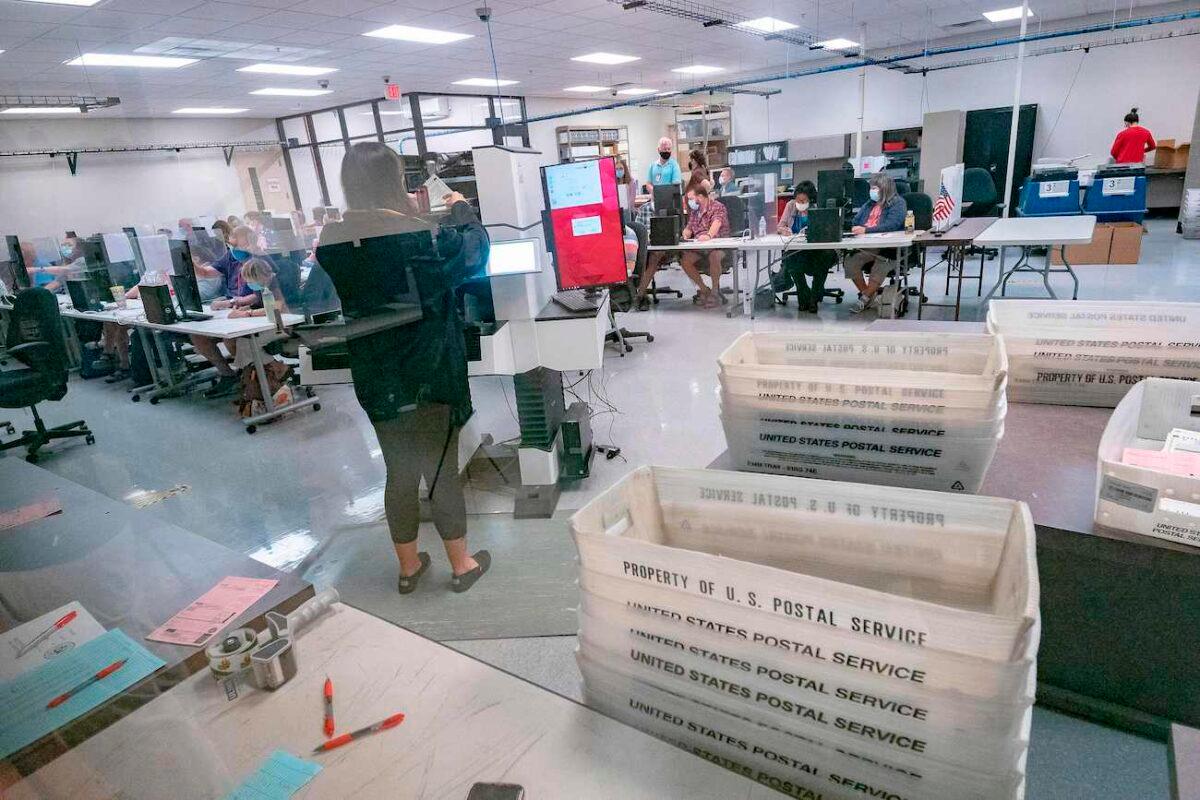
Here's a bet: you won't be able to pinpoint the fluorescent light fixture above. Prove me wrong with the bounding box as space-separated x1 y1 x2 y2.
363 24 472 44
66 53 196 68
12 0 100 5
452 77 518 87
735 16 798 33
814 37 859 50
173 107 249 114
671 64 723 75
571 52 640 65
237 63 338 76
655 90 682 97
1 106 81 114
616 87 655 96
250 87 333 96
983 6 1035 22
563 85 609 92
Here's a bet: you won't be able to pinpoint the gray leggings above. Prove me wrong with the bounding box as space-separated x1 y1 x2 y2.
371 404 466 545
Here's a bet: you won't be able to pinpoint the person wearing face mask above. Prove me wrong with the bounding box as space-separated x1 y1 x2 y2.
844 173 908 314
635 186 730 309
643 136 681 192
227 258 288 319
718 167 739 197
613 156 636 215
187 225 264 397
776 181 837 315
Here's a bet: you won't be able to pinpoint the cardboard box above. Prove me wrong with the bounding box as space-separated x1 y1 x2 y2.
1107 221 1143 263
1154 138 1191 170
1050 223 1112 265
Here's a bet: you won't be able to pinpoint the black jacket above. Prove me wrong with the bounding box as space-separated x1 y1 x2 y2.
317 202 488 426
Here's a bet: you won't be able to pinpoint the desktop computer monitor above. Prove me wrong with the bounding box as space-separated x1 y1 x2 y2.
80 236 107 270
653 183 683 216
485 238 542 278
817 169 853 210
540 157 627 292
5 235 31 289
169 240 204 314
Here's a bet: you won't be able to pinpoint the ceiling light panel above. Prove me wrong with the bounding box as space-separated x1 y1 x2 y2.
735 17 798 33
250 88 333 96
814 38 860 50
237 64 338 76
983 6 1035 23
564 85 609 92
452 78 519 87
671 65 723 74
616 87 655 96
571 52 640 65
1 107 82 114
363 24 473 44
173 107 249 114
66 53 196 68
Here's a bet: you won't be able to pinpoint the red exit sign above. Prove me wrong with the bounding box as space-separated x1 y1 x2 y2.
385 84 401 101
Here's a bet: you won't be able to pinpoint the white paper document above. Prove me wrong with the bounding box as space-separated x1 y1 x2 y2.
0 601 105 681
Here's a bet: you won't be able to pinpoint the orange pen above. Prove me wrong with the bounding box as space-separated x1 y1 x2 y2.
312 712 404 754
47 659 127 709
323 676 335 739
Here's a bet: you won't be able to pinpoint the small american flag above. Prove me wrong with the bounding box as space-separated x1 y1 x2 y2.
933 181 955 222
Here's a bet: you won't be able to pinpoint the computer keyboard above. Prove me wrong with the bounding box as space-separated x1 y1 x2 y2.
551 290 600 313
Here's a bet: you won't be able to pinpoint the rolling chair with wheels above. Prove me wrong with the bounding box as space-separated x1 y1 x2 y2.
0 288 93 462
962 167 1003 260
607 221 653 355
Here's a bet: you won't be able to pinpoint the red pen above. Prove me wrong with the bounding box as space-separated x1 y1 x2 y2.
323 676 335 739
47 659 127 709
312 712 404 754
17 611 77 658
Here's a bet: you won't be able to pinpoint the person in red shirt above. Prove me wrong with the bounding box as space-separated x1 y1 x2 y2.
1110 108 1156 164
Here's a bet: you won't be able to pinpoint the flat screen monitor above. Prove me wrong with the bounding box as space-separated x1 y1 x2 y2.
5 235 31 289
170 240 204 313
486 238 541 277
817 169 853 209
80 236 107 270
540 157 626 292
653 183 682 216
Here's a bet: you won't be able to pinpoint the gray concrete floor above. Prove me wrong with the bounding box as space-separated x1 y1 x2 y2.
7 218 1194 798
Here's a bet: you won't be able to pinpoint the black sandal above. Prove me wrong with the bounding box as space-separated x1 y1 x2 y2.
397 552 431 595
451 550 491 594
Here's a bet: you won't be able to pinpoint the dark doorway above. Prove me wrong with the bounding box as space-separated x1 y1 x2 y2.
963 104 1038 211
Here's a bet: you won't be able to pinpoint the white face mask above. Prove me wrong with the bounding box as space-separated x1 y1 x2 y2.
796 201 810 212
687 199 700 211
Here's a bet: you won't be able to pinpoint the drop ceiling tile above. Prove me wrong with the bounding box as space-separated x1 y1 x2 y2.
179 2 274 23
253 10 378 35
291 0 383 15
143 16 239 36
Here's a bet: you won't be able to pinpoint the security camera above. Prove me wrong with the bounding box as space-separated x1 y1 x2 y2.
318 79 330 89
475 5 491 22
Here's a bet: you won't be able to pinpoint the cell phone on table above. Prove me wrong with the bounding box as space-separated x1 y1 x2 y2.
467 783 525 800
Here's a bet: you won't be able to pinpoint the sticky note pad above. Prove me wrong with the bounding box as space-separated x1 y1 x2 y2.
225 750 322 800
0 628 165 759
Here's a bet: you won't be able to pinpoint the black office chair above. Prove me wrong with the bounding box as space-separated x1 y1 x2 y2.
0 288 93 462
894 178 912 197
608 221 653 354
962 167 1002 260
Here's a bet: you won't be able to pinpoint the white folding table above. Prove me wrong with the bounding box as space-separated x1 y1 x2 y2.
976 215 1097 302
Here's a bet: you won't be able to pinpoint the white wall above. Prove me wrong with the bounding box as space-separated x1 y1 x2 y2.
525 98 675 183
732 33 1200 167
0 117 276 238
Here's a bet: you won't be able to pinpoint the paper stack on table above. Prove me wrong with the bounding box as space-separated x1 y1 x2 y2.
571 466 1040 800
0 601 105 681
717 331 1008 494
988 299 1200 407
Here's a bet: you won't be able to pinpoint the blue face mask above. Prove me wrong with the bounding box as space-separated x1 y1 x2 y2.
687 199 700 211
869 188 881 202
60 245 74 259
246 281 264 292
230 248 251 262
615 169 625 179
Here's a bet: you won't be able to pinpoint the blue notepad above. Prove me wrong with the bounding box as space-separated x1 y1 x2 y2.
225 750 322 799
0 628 165 759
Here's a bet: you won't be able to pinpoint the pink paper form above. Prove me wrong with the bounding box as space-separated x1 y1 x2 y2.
147 576 279 647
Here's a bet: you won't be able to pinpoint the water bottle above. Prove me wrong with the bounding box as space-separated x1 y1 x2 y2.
904 210 915 234
758 216 767 238
262 286 279 329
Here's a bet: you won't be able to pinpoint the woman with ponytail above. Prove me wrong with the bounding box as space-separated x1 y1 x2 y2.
1110 107 1156 164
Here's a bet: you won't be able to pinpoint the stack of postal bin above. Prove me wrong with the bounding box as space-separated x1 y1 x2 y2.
987 299 1200 407
718 331 1009 494
571 466 1039 800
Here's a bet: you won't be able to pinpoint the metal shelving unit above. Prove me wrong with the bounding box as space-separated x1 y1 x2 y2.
556 125 629 163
